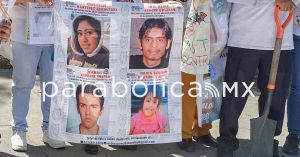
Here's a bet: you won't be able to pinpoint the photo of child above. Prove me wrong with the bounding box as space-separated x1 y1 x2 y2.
130 85 169 135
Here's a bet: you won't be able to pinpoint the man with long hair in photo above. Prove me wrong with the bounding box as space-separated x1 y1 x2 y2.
129 18 172 69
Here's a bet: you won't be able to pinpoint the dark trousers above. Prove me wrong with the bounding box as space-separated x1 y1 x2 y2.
287 35 300 134
218 47 292 152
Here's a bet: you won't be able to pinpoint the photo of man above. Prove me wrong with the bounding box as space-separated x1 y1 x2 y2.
66 84 105 135
67 15 109 69
129 18 173 69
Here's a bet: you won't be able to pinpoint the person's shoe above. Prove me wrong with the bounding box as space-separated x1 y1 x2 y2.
273 139 284 157
42 130 66 149
85 144 99 154
11 130 27 151
283 134 299 155
117 145 137 151
177 138 195 152
193 134 218 147
216 137 237 157
217 148 233 157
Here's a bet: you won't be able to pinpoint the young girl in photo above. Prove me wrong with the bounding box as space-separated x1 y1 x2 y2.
130 90 167 135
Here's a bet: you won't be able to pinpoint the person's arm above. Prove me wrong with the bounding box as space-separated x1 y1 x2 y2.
0 21 12 60
35 0 53 5
15 0 53 6
15 0 32 6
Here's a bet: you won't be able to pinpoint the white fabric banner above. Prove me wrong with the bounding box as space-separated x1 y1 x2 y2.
49 0 184 145
181 0 210 75
197 0 229 126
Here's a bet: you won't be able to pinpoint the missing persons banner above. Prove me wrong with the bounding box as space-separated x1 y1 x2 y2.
49 0 184 145
26 3 54 45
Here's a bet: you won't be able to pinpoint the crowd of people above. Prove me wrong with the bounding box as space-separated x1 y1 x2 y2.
0 0 299 157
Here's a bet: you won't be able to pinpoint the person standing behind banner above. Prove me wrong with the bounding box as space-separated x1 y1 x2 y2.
217 1 298 157
10 0 66 151
177 0 218 153
282 4 300 156
0 19 12 143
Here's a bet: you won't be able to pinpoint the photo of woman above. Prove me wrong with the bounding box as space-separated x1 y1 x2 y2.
67 15 109 69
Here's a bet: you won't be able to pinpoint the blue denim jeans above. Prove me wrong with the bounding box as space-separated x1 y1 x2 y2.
287 35 300 135
10 41 53 132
